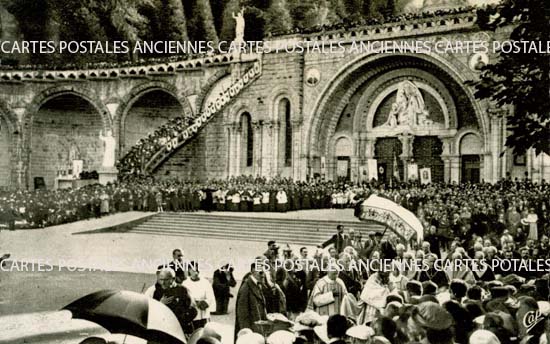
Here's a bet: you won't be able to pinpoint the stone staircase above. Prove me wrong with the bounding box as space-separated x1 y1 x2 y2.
128 213 384 246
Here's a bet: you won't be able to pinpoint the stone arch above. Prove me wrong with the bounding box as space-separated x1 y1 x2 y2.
26 89 109 190
268 86 300 122
227 100 254 124
195 68 230 112
332 134 354 157
117 81 193 153
24 85 112 131
307 52 488 159
329 134 354 180
357 69 457 131
456 128 484 155
0 102 19 189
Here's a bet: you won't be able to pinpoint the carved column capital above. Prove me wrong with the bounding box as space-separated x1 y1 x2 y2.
365 137 377 158
439 136 455 157
291 119 303 128
252 121 263 130
398 134 414 159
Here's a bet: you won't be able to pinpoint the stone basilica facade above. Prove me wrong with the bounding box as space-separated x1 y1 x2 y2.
0 9 547 190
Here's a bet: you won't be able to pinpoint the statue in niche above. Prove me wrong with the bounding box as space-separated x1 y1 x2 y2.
99 129 116 168
68 142 80 161
384 80 433 128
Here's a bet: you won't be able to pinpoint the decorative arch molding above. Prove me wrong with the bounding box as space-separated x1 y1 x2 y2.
117 81 194 151
24 85 112 131
227 99 254 125
356 68 457 131
309 62 388 158
0 99 20 134
455 127 485 155
307 52 488 159
21 86 112 190
0 101 20 188
195 68 230 112
366 81 451 129
268 86 301 122
330 134 355 158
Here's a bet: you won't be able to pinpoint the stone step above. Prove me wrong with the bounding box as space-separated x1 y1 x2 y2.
133 221 379 235
129 228 335 246
129 213 384 245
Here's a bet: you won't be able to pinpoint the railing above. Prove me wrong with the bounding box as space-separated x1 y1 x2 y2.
118 58 262 178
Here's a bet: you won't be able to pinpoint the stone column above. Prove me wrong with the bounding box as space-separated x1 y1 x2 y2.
481 152 493 183
398 134 414 181
365 137 376 159
261 120 274 178
271 121 280 177
450 156 460 183
252 121 263 176
291 119 303 180
350 132 360 183
231 122 241 176
12 107 27 189
439 136 454 183
363 137 377 182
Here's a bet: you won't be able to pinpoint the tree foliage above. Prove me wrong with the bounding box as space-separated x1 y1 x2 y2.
0 0 397 63
473 0 550 155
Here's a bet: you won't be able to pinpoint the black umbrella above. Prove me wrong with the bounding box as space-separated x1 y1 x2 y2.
63 289 186 344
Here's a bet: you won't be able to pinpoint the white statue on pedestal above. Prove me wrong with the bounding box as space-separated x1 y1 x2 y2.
99 129 116 168
232 8 245 43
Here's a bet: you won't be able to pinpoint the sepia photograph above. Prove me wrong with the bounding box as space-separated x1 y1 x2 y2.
0 0 549 343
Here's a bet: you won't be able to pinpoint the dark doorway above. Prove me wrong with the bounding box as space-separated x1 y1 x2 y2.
462 155 480 183
374 137 402 184
413 136 444 183
336 156 351 182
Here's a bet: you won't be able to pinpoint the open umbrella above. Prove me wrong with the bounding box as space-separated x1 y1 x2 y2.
356 194 423 244
63 289 186 344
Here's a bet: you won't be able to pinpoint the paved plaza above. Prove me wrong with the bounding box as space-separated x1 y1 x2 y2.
0 209 356 344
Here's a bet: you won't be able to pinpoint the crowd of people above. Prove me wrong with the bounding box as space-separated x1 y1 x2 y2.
2 176 550 236
132 206 550 344
0 176 362 229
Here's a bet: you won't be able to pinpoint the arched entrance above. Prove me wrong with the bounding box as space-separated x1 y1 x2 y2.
334 136 352 182
121 90 184 155
460 133 482 183
307 54 485 183
30 94 104 190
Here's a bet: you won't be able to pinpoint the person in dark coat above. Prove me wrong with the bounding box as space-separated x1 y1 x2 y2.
321 225 348 254
234 262 268 340
145 268 196 334
281 269 304 318
212 264 236 315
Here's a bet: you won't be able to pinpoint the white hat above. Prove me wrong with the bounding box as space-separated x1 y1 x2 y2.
346 325 375 340
236 332 265 344
236 328 253 338
267 330 295 344
314 325 329 344
538 301 550 316
469 330 501 344
293 310 325 332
